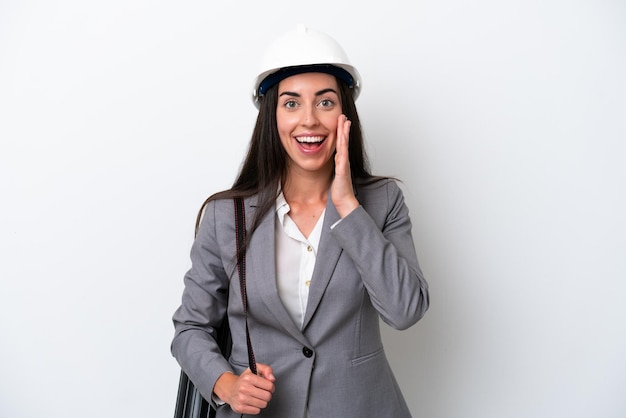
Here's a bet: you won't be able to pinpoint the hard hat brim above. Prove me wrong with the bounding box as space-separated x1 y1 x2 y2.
251 63 361 108
258 64 355 96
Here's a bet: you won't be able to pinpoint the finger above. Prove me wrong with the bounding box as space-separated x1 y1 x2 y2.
234 374 273 409
343 115 351 142
337 114 350 155
334 117 349 171
241 367 275 393
256 363 276 383
230 389 267 416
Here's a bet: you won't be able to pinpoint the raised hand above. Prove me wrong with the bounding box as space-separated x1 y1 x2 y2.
331 114 359 218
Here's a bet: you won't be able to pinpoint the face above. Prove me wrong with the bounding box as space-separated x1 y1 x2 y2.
276 72 343 177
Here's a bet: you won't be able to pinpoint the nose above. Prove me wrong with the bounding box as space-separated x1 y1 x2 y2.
301 105 319 126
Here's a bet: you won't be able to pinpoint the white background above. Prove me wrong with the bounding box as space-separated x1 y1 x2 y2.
1 1 625 417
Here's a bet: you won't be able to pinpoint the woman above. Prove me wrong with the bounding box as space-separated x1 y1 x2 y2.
172 25 429 417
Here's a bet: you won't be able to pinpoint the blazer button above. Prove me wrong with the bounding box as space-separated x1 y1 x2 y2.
302 347 313 358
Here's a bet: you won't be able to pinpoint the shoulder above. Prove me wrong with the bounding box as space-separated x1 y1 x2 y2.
198 196 233 219
339 178 410 230
195 195 238 239
197 192 261 227
354 177 404 203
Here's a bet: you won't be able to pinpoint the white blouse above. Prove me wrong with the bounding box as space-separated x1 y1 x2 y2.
275 191 325 329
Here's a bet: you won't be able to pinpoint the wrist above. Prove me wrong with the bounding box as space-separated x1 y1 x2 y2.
335 197 359 218
213 371 236 404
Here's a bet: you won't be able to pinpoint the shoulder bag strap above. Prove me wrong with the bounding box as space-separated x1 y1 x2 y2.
234 197 257 375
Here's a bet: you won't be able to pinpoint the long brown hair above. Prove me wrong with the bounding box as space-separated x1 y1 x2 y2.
195 76 386 237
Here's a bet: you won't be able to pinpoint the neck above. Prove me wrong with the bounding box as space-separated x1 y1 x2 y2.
282 169 332 204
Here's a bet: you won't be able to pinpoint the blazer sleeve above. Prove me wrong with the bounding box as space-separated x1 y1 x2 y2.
330 180 429 329
170 199 233 402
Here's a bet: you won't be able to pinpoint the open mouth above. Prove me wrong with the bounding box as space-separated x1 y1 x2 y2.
295 135 326 150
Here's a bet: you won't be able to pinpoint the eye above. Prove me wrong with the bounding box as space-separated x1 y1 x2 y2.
318 98 335 108
284 99 298 109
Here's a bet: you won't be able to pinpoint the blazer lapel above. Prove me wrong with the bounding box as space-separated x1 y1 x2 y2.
302 194 343 330
246 199 310 345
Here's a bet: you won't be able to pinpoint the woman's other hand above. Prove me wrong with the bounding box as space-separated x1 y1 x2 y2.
213 363 276 415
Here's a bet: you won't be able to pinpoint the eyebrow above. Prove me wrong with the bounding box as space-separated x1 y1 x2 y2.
279 88 338 98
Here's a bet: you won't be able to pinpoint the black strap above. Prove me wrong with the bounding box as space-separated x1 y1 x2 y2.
234 197 257 375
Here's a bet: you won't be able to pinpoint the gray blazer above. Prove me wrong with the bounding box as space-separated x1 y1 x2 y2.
172 179 429 417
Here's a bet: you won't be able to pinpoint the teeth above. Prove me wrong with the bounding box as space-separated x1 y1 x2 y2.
296 136 325 143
